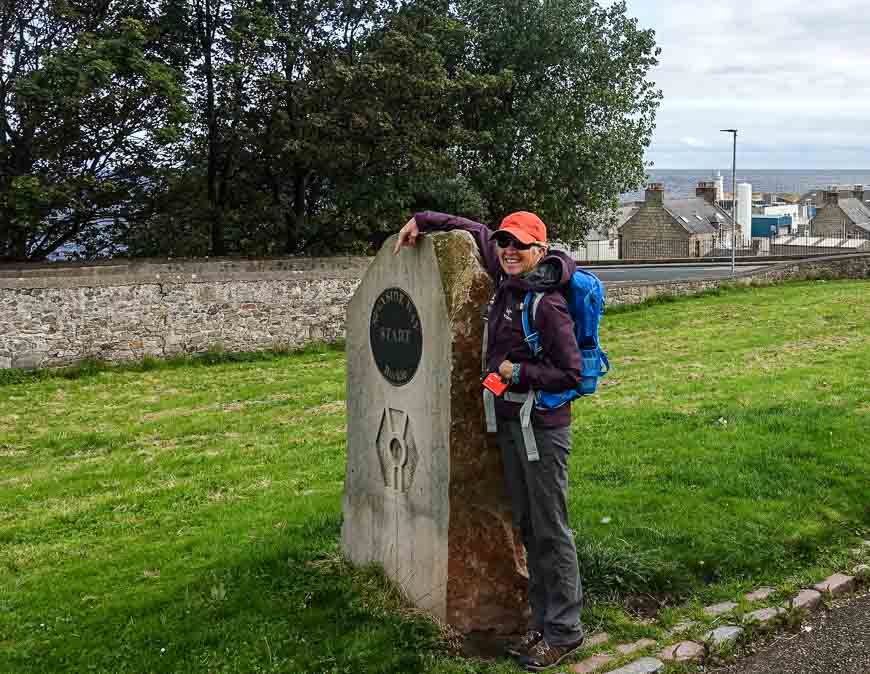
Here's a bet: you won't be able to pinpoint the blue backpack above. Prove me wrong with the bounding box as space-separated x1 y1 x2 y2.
521 269 610 409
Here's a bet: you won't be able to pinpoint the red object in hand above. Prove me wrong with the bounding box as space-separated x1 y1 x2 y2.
482 372 509 397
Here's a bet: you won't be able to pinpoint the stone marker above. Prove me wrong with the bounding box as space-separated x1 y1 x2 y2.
703 601 738 617
744 587 776 602
342 231 528 633
607 657 665 673
658 640 704 662
813 573 855 596
616 638 657 655
744 607 785 625
572 654 614 673
666 620 698 637
791 589 822 611
704 625 743 647
585 632 610 648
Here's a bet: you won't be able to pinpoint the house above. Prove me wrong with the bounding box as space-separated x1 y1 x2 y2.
809 186 870 238
749 202 812 237
619 183 730 259
557 205 636 261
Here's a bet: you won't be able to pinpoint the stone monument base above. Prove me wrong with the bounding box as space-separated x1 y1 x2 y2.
342 230 529 633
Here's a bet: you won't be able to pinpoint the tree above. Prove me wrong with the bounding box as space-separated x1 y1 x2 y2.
456 0 661 241
247 0 507 254
2 0 659 259
0 1 186 260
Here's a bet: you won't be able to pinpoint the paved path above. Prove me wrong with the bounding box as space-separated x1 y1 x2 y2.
590 264 767 283
713 590 870 674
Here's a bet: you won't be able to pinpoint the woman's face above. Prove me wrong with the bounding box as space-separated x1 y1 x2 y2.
496 236 546 276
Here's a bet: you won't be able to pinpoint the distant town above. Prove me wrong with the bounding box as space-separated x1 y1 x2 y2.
570 174 870 261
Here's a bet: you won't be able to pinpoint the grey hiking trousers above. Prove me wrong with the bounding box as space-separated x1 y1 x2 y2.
497 420 584 647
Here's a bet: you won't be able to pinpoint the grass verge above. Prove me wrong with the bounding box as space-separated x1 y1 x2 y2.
1 280 868 672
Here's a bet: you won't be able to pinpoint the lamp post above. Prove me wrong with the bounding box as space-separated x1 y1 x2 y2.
720 129 737 274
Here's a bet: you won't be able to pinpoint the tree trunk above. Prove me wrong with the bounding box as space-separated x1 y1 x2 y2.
203 0 225 255
286 173 306 254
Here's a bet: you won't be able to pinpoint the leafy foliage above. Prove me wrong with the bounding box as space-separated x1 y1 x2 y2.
456 0 662 241
1 0 660 259
0 1 187 260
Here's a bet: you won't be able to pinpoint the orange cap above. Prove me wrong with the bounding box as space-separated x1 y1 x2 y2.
493 211 547 245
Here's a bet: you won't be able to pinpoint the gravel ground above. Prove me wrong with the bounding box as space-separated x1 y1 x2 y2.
713 589 870 674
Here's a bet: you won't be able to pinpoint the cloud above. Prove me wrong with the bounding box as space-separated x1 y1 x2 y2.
621 0 870 168
681 137 709 149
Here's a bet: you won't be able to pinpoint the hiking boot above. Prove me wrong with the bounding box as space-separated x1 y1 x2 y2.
521 636 585 672
505 629 543 658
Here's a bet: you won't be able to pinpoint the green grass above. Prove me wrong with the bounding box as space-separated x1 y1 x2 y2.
1 280 869 673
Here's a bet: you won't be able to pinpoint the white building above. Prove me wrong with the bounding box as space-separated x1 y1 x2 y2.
760 203 810 230
737 183 752 241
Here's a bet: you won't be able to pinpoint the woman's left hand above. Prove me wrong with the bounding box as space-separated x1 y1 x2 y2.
498 360 514 381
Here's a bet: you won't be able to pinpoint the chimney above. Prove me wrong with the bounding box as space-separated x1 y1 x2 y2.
820 185 840 206
696 181 717 204
645 183 664 205
853 184 865 200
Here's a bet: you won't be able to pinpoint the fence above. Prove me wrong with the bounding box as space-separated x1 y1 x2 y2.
619 232 870 261
559 239 620 262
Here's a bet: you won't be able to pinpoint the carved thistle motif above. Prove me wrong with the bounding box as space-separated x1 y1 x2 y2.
376 408 418 493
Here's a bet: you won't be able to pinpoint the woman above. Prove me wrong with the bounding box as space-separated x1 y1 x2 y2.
394 211 585 672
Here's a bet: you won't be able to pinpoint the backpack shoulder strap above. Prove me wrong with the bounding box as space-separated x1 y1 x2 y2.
581 276 604 343
522 290 545 357
481 290 497 377
530 291 545 323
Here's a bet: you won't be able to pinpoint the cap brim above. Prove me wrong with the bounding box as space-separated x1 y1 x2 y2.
490 226 538 245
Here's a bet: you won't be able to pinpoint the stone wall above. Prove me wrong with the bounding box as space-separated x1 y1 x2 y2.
811 203 864 237
621 205 691 259
0 257 368 369
2 253 869 370
620 205 717 260
607 253 870 306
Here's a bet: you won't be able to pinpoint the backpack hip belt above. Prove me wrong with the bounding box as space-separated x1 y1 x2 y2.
482 388 540 462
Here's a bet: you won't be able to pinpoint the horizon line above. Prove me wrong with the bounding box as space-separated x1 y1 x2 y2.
647 168 870 171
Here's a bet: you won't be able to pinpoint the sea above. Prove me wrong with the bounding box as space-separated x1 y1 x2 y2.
621 169 870 202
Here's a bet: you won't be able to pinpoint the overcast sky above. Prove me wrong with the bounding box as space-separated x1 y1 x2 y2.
618 0 870 169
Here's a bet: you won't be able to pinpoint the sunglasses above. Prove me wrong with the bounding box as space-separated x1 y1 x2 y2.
494 236 538 251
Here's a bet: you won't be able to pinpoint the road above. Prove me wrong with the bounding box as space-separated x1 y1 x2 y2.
586 263 768 283
713 591 870 674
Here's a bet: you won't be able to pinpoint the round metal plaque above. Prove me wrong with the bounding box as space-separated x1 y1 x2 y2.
370 288 422 387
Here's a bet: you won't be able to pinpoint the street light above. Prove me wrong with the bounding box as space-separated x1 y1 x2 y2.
720 129 737 274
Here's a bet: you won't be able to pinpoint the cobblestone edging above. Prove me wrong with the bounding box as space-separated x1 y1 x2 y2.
1 252 869 370
554 543 870 674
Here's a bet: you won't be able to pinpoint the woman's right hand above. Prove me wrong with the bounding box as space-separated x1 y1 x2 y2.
393 217 420 255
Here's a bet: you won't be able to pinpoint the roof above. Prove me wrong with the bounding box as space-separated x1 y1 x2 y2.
618 204 640 226
802 190 870 204
771 236 870 249
587 205 638 239
662 198 724 234
837 198 870 225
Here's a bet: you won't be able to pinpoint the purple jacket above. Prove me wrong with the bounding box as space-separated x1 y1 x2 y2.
415 211 582 428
